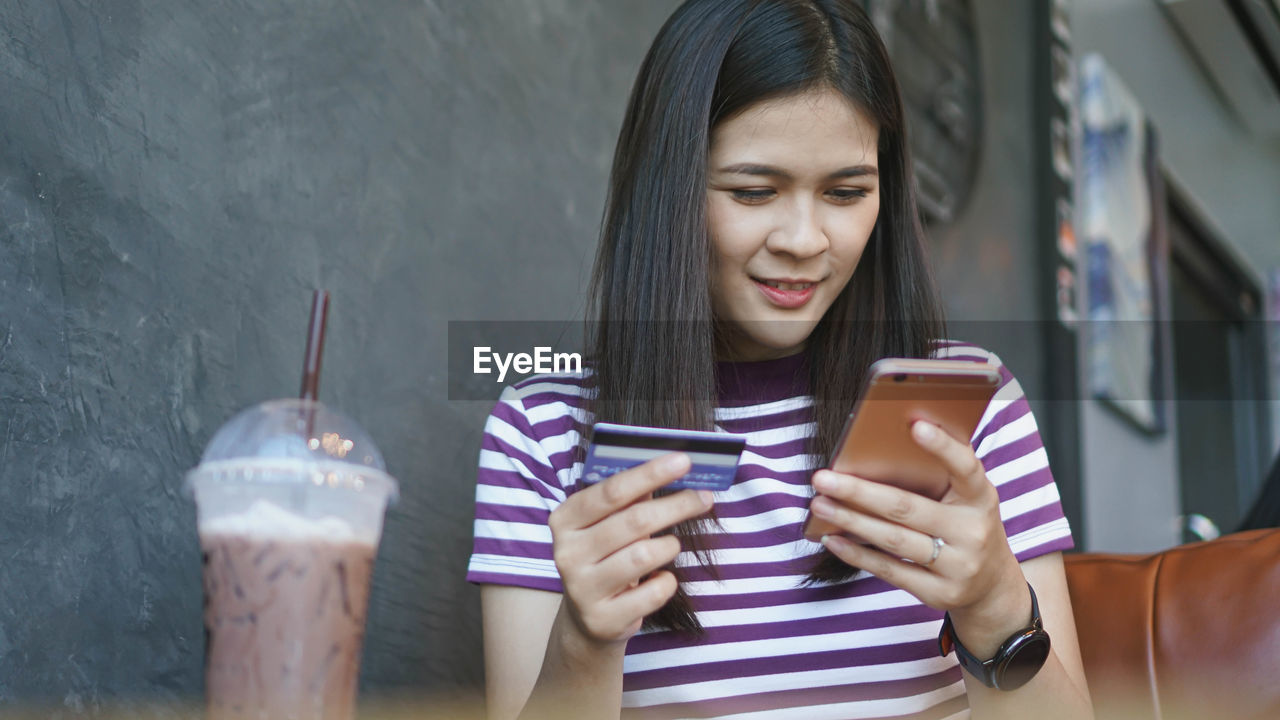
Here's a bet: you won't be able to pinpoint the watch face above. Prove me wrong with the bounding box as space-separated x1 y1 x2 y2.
995 631 1051 691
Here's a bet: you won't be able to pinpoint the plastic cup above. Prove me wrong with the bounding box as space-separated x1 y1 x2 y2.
187 399 398 720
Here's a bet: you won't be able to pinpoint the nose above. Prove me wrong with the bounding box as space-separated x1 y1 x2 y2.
765 198 829 258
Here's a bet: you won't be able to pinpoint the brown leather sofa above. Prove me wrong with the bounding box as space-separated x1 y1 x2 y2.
1063 528 1280 720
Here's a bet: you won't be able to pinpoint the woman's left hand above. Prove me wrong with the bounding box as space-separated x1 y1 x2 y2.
809 420 1031 646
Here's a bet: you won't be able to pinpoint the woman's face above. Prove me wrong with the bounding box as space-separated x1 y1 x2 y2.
706 87 880 361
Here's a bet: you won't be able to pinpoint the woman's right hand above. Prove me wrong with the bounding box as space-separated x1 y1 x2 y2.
548 452 714 647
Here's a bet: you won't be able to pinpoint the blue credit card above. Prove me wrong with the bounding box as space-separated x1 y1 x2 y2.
581 422 748 492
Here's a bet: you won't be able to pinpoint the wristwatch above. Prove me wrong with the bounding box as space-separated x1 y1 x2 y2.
937 583 1051 691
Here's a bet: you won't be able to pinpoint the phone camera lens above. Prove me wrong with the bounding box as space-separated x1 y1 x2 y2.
893 374 907 383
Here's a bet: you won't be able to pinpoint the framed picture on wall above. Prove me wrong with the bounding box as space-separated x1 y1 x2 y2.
1078 53 1170 435
1270 270 1280 454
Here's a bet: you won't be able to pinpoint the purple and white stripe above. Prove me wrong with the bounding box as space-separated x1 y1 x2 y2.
468 343 1073 718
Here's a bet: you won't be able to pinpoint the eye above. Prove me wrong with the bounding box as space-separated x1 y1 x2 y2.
826 187 871 203
730 188 776 203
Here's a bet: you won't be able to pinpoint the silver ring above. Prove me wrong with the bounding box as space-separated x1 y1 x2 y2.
922 536 945 567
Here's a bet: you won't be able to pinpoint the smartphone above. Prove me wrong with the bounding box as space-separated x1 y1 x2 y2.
802 358 1002 542
582 422 748 492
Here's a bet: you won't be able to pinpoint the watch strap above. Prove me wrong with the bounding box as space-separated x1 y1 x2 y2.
937 582 1049 690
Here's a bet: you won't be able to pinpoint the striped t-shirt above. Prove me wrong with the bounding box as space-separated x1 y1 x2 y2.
468 343 1073 719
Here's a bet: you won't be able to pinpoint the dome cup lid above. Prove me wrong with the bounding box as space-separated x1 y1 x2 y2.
187 399 397 501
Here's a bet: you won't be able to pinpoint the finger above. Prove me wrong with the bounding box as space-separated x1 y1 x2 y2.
586 488 713 560
603 570 680 638
812 470 947 538
820 534 949 607
562 453 693 529
910 421 990 501
590 535 683 598
810 495 941 565
570 569 679 643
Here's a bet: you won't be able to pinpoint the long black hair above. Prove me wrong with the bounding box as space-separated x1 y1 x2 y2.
585 0 946 634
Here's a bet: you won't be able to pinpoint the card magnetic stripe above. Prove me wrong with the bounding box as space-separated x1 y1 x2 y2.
589 428 746 456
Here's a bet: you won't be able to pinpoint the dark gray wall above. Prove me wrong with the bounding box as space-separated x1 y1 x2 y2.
0 0 678 713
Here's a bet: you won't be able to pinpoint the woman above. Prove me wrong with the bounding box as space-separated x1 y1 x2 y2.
468 1 1092 718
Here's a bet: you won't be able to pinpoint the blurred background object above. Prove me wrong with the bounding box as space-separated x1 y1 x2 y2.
1073 0 1280 553
1065 527 1280 720
1238 450 1280 530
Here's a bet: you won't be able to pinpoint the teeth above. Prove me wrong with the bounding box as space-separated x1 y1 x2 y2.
761 280 813 291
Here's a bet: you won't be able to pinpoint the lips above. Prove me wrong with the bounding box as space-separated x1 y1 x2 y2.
752 277 818 309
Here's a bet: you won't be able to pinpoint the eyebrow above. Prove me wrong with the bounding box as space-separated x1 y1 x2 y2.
715 163 879 180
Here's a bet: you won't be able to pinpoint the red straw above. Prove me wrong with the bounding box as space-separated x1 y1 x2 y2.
299 290 330 401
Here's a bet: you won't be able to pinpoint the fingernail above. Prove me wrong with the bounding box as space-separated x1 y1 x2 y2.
661 453 690 473
813 471 835 492
820 534 847 551
913 421 937 442
697 490 714 508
